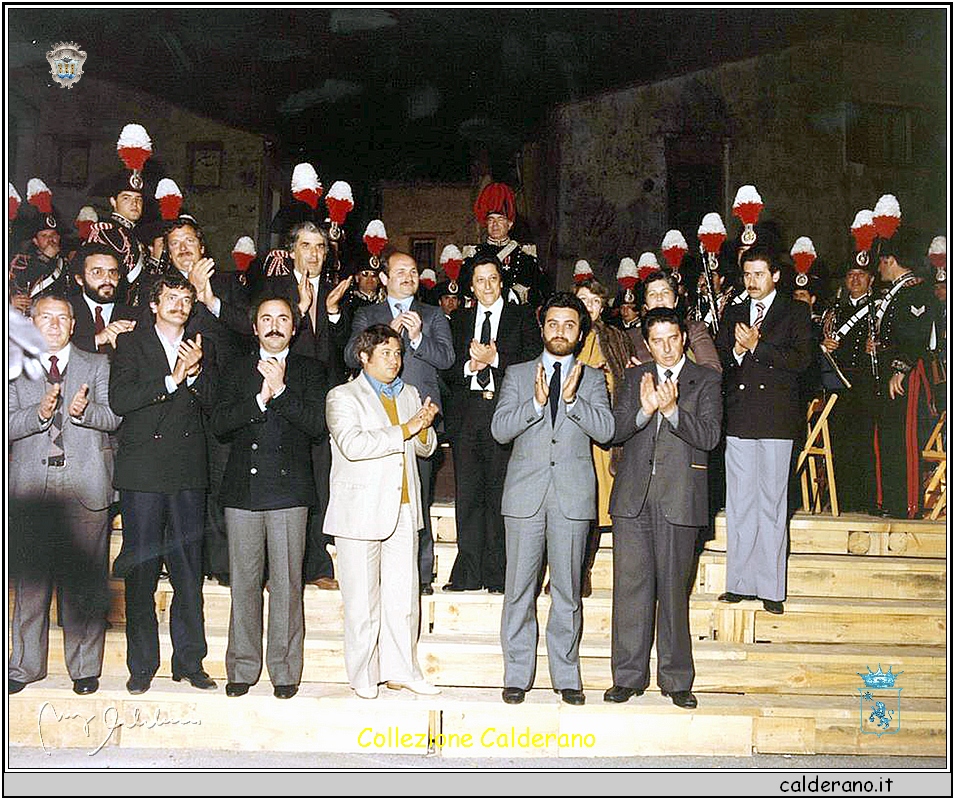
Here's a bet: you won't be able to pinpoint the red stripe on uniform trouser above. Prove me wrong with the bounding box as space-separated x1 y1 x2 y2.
904 359 931 518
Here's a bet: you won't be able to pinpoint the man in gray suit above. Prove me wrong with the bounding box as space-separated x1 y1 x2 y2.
9 294 121 696
491 292 613 705
343 251 454 594
605 307 722 709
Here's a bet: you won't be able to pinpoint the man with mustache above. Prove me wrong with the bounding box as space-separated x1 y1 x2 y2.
491 292 613 705
262 220 352 591
212 294 327 699
109 272 218 695
69 242 138 358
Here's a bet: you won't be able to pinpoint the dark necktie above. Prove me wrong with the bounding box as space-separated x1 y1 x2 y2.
47 356 65 463
477 310 492 388
48 354 62 383
753 301 766 329
664 368 673 382
549 361 561 425
94 306 106 334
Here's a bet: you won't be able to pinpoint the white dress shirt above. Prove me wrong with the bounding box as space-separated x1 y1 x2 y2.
465 295 505 391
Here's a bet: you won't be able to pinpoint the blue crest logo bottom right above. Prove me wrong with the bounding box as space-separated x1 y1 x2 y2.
857 665 903 737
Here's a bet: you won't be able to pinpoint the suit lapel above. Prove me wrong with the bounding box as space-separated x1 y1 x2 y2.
353 374 392 427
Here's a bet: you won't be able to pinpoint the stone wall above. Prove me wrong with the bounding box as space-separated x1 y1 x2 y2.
9 69 275 264
533 38 946 289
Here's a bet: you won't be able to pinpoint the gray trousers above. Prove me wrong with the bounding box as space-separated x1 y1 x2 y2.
501 481 589 691
610 489 698 693
724 436 793 602
225 506 307 686
9 467 109 683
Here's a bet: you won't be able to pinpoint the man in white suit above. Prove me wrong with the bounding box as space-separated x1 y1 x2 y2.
324 323 439 699
9 294 122 696
491 292 614 705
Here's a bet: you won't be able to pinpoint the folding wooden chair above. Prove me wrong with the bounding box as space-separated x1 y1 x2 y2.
795 394 840 516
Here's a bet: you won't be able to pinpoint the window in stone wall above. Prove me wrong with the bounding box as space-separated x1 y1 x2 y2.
846 103 941 168
411 238 436 273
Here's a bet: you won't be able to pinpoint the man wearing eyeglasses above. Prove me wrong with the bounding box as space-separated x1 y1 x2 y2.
69 242 138 359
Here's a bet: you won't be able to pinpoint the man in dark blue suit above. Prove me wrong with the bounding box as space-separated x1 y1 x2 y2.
343 251 454 594
109 273 218 695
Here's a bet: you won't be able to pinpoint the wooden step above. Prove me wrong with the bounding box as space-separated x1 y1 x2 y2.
8 677 945 757
714 513 947 558
36 625 946 698
423 590 946 646
695 551 946 601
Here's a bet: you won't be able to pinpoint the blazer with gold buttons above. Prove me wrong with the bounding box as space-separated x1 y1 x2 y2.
109 323 218 493
212 349 327 511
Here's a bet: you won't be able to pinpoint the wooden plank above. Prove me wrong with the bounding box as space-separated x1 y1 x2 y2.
712 513 946 557
695 552 946 601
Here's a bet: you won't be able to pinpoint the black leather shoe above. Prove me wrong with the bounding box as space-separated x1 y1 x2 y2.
603 685 644 703
172 669 217 690
419 583 434 596
761 599 785 615
126 674 152 695
210 573 230 587
486 585 505 595
662 690 698 709
226 682 250 697
73 677 99 695
442 583 478 592
556 688 585 705
502 687 525 704
9 678 27 695
273 684 298 699
718 592 756 603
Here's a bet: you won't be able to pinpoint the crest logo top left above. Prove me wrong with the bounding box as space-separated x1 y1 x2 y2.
46 41 87 89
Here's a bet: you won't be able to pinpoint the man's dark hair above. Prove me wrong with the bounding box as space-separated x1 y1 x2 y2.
354 322 404 363
739 244 778 273
72 242 121 277
460 254 504 298
641 306 687 343
149 271 197 306
248 291 300 330
163 216 206 253
538 291 592 355
285 220 329 253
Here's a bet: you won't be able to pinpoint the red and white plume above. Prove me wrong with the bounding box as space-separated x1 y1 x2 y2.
9 182 21 221
661 229 688 269
616 257 639 289
637 251 660 282
872 194 901 239
325 180 354 225
232 236 256 272
697 213 727 255
419 268 437 290
732 185 763 226
155 178 183 220
75 205 98 239
116 124 153 171
26 178 53 214
573 259 594 284
362 220 388 258
790 236 817 274
850 210 876 253
928 236 946 271
440 244 464 281
291 163 322 209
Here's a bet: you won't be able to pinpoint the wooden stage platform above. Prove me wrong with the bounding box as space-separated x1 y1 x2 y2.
8 510 947 758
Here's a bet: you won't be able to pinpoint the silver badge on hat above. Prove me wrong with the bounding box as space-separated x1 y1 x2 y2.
46 42 87 89
795 273 809 287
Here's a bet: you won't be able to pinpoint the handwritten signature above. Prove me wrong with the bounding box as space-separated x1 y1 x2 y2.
38 702 201 756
